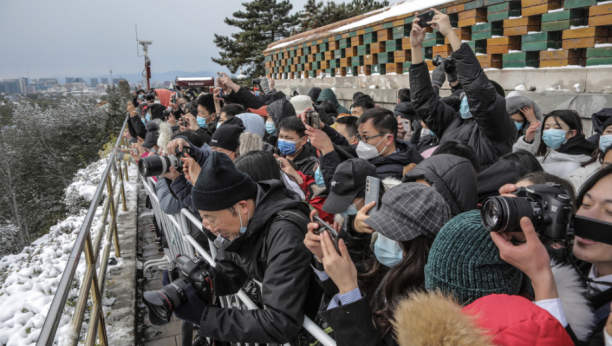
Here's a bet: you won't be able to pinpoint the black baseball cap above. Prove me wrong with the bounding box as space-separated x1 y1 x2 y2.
322 158 378 214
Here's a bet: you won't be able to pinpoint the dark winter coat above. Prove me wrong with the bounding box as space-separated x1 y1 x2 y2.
439 86 464 112
225 86 265 110
168 141 213 215
308 87 322 103
408 121 439 153
476 160 529 204
267 98 296 127
588 108 612 144
410 43 517 170
317 88 350 114
130 115 147 139
320 124 423 184
200 180 317 344
403 154 478 216
290 143 319 178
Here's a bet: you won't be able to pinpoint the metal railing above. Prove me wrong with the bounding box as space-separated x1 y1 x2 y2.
139 175 337 346
37 116 131 346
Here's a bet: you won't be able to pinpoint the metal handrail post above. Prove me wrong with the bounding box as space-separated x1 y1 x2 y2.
107 175 121 257
83 233 108 346
116 155 128 212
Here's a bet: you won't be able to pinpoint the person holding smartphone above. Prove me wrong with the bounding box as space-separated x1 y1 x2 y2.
409 9 517 171
304 183 452 346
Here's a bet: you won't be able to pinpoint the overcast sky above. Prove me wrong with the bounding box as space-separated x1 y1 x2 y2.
0 0 400 80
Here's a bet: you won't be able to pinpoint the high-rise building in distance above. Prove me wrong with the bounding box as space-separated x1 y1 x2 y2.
65 77 74 84
90 78 98 87
101 78 108 84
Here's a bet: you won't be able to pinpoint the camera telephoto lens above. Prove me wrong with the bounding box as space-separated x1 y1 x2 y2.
142 278 190 326
138 155 181 177
481 196 539 233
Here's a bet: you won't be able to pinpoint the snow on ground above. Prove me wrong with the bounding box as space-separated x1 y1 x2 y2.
0 154 135 346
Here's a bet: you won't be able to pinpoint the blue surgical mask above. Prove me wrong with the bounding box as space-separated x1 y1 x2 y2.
217 122 222 130
542 129 568 150
237 204 247 235
138 94 144 99
600 134 612 152
515 122 524 131
374 234 403 268
145 113 151 122
338 198 363 219
277 137 303 156
314 166 325 187
460 97 473 119
266 122 278 135
197 116 207 128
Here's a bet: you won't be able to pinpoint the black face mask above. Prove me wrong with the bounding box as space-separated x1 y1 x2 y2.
573 215 612 246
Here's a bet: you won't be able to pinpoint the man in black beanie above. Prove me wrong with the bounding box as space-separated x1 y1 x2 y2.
210 123 245 161
168 150 316 344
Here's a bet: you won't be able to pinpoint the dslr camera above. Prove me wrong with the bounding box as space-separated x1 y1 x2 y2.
252 78 261 85
481 183 573 240
432 54 456 74
142 255 214 326
138 145 193 177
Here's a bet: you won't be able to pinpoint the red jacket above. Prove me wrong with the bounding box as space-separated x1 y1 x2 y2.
297 171 334 224
463 294 574 346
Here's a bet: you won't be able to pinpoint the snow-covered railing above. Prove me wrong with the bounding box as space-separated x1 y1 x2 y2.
36 117 131 346
139 174 337 346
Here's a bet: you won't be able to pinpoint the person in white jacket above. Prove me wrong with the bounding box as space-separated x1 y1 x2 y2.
514 110 596 180
567 117 612 191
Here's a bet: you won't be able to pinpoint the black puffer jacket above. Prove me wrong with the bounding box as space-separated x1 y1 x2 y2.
225 87 285 110
402 154 478 216
410 43 517 170
476 159 529 204
200 180 317 344
290 143 320 178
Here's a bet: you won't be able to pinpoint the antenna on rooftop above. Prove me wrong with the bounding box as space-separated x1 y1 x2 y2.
110 65 113 86
135 24 153 91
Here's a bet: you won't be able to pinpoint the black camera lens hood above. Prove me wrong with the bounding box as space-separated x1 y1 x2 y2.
574 215 612 246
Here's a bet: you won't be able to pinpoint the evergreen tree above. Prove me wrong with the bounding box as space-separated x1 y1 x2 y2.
299 0 324 33
299 0 390 32
212 0 299 77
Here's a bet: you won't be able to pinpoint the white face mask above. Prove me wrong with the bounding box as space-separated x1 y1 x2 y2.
420 129 430 138
355 135 389 160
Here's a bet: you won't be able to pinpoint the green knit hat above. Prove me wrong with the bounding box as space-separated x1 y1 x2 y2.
424 210 522 305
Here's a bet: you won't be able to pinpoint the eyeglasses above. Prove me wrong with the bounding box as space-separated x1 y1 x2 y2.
356 133 386 143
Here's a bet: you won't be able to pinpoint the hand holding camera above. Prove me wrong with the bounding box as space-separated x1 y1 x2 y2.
142 255 214 326
184 113 200 131
181 154 201 185
353 202 376 234
304 124 335 155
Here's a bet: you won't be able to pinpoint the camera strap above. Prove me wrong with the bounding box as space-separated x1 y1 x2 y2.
573 215 612 246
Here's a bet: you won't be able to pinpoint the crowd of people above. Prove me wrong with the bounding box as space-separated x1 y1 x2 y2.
120 10 612 346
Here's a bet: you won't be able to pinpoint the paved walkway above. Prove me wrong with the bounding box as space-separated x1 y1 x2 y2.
137 182 193 346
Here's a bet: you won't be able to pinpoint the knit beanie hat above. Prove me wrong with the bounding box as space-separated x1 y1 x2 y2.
290 95 314 115
424 210 522 305
237 113 265 138
210 124 245 152
191 151 258 211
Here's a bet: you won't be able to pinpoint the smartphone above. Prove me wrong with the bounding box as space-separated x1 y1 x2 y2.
400 118 411 132
313 215 340 253
417 10 435 28
130 146 137 156
171 94 176 104
216 73 224 97
307 111 321 129
365 176 381 216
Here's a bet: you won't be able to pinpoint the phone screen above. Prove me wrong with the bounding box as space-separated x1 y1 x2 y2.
313 215 340 253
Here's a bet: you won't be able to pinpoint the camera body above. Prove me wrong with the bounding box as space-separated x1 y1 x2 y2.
432 54 456 74
252 78 261 85
481 183 573 240
138 146 192 177
142 255 214 326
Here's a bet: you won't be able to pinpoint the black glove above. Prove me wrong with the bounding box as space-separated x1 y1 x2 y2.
446 66 459 84
432 63 446 88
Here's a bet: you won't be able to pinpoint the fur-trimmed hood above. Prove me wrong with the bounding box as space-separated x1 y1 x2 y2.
551 262 595 341
393 291 494 346
156 121 173 152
